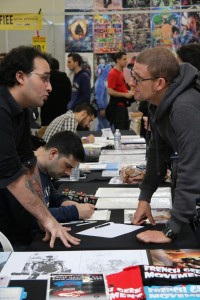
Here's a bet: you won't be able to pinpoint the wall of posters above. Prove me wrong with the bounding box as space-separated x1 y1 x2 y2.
64 0 200 83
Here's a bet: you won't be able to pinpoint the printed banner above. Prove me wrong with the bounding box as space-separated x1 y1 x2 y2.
0 13 42 30
32 36 47 53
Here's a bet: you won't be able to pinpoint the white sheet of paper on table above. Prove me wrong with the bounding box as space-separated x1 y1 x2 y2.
76 222 143 238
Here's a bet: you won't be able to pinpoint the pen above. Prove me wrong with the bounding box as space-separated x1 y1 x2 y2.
60 221 84 226
95 222 110 229
76 221 97 227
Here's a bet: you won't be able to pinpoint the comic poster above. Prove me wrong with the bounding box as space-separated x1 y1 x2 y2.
150 0 181 7
149 249 200 268
65 52 94 86
93 0 122 10
123 0 150 8
180 11 200 44
64 0 93 11
151 8 181 50
94 53 115 81
181 0 200 8
65 15 93 52
123 13 151 52
94 14 123 53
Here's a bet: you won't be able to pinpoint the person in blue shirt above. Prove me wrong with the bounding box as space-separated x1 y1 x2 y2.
35 130 95 223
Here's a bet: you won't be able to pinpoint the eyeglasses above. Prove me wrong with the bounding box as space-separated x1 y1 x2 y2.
131 75 158 85
28 72 50 83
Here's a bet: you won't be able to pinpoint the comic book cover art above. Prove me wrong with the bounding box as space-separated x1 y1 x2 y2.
123 0 150 8
94 53 115 81
93 0 122 10
123 13 151 52
180 11 200 44
49 273 106 299
65 15 93 52
150 0 181 7
149 249 200 268
181 0 200 8
94 14 123 53
151 8 181 50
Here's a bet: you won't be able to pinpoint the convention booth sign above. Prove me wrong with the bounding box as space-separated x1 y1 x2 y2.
32 36 46 53
0 13 42 30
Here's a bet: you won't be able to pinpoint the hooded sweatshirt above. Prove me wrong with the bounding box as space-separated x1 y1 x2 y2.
139 63 200 235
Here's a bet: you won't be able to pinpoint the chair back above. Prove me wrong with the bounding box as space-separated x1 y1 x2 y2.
0 232 14 252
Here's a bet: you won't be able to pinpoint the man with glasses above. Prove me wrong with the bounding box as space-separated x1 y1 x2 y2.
132 47 200 244
106 52 134 130
0 46 80 249
43 103 97 143
35 131 95 224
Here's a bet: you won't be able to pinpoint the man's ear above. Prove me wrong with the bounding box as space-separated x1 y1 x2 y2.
49 148 59 160
156 78 167 91
15 71 26 85
80 110 87 119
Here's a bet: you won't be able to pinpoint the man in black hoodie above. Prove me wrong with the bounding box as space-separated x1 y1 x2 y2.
67 53 91 111
132 47 200 244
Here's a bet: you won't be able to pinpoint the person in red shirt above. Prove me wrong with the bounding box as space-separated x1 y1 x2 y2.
106 52 134 130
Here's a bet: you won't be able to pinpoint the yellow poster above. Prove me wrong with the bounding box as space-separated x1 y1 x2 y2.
0 13 42 30
32 36 46 53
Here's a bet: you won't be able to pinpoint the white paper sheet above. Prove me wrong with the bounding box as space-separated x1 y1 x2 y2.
101 149 146 155
86 210 111 221
76 222 143 238
95 187 171 198
99 155 146 164
96 197 172 209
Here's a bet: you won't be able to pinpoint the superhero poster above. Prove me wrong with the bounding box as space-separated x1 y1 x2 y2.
65 15 93 52
123 0 150 8
150 0 181 7
151 8 181 50
181 0 200 8
123 13 151 52
93 0 122 10
93 14 123 53
180 11 200 44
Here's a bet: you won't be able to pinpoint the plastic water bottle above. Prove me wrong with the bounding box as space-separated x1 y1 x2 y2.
114 129 121 150
70 164 80 181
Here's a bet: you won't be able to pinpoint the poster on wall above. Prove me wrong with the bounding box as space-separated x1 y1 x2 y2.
181 0 200 8
93 0 122 10
94 53 116 81
65 15 93 52
94 14 123 53
150 0 181 7
151 8 181 50
123 13 151 52
123 0 150 8
180 11 200 44
65 52 94 86
64 0 93 11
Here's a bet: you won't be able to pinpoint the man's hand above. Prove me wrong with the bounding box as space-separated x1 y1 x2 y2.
132 200 155 225
99 110 106 118
61 201 95 219
40 217 81 248
125 91 134 99
76 203 95 219
136 230 172 244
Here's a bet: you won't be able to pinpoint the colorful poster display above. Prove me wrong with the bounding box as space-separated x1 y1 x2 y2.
65 15 93 52
93 14 123 53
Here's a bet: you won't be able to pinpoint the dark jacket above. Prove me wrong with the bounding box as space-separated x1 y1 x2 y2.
41 70 71 126
38 164 79 222
139 63 200 235
67 69 91 110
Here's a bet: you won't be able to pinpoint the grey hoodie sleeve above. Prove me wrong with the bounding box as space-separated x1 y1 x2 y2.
168 92 200 234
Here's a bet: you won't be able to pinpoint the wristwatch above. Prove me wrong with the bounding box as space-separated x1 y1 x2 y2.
162 224 177 240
